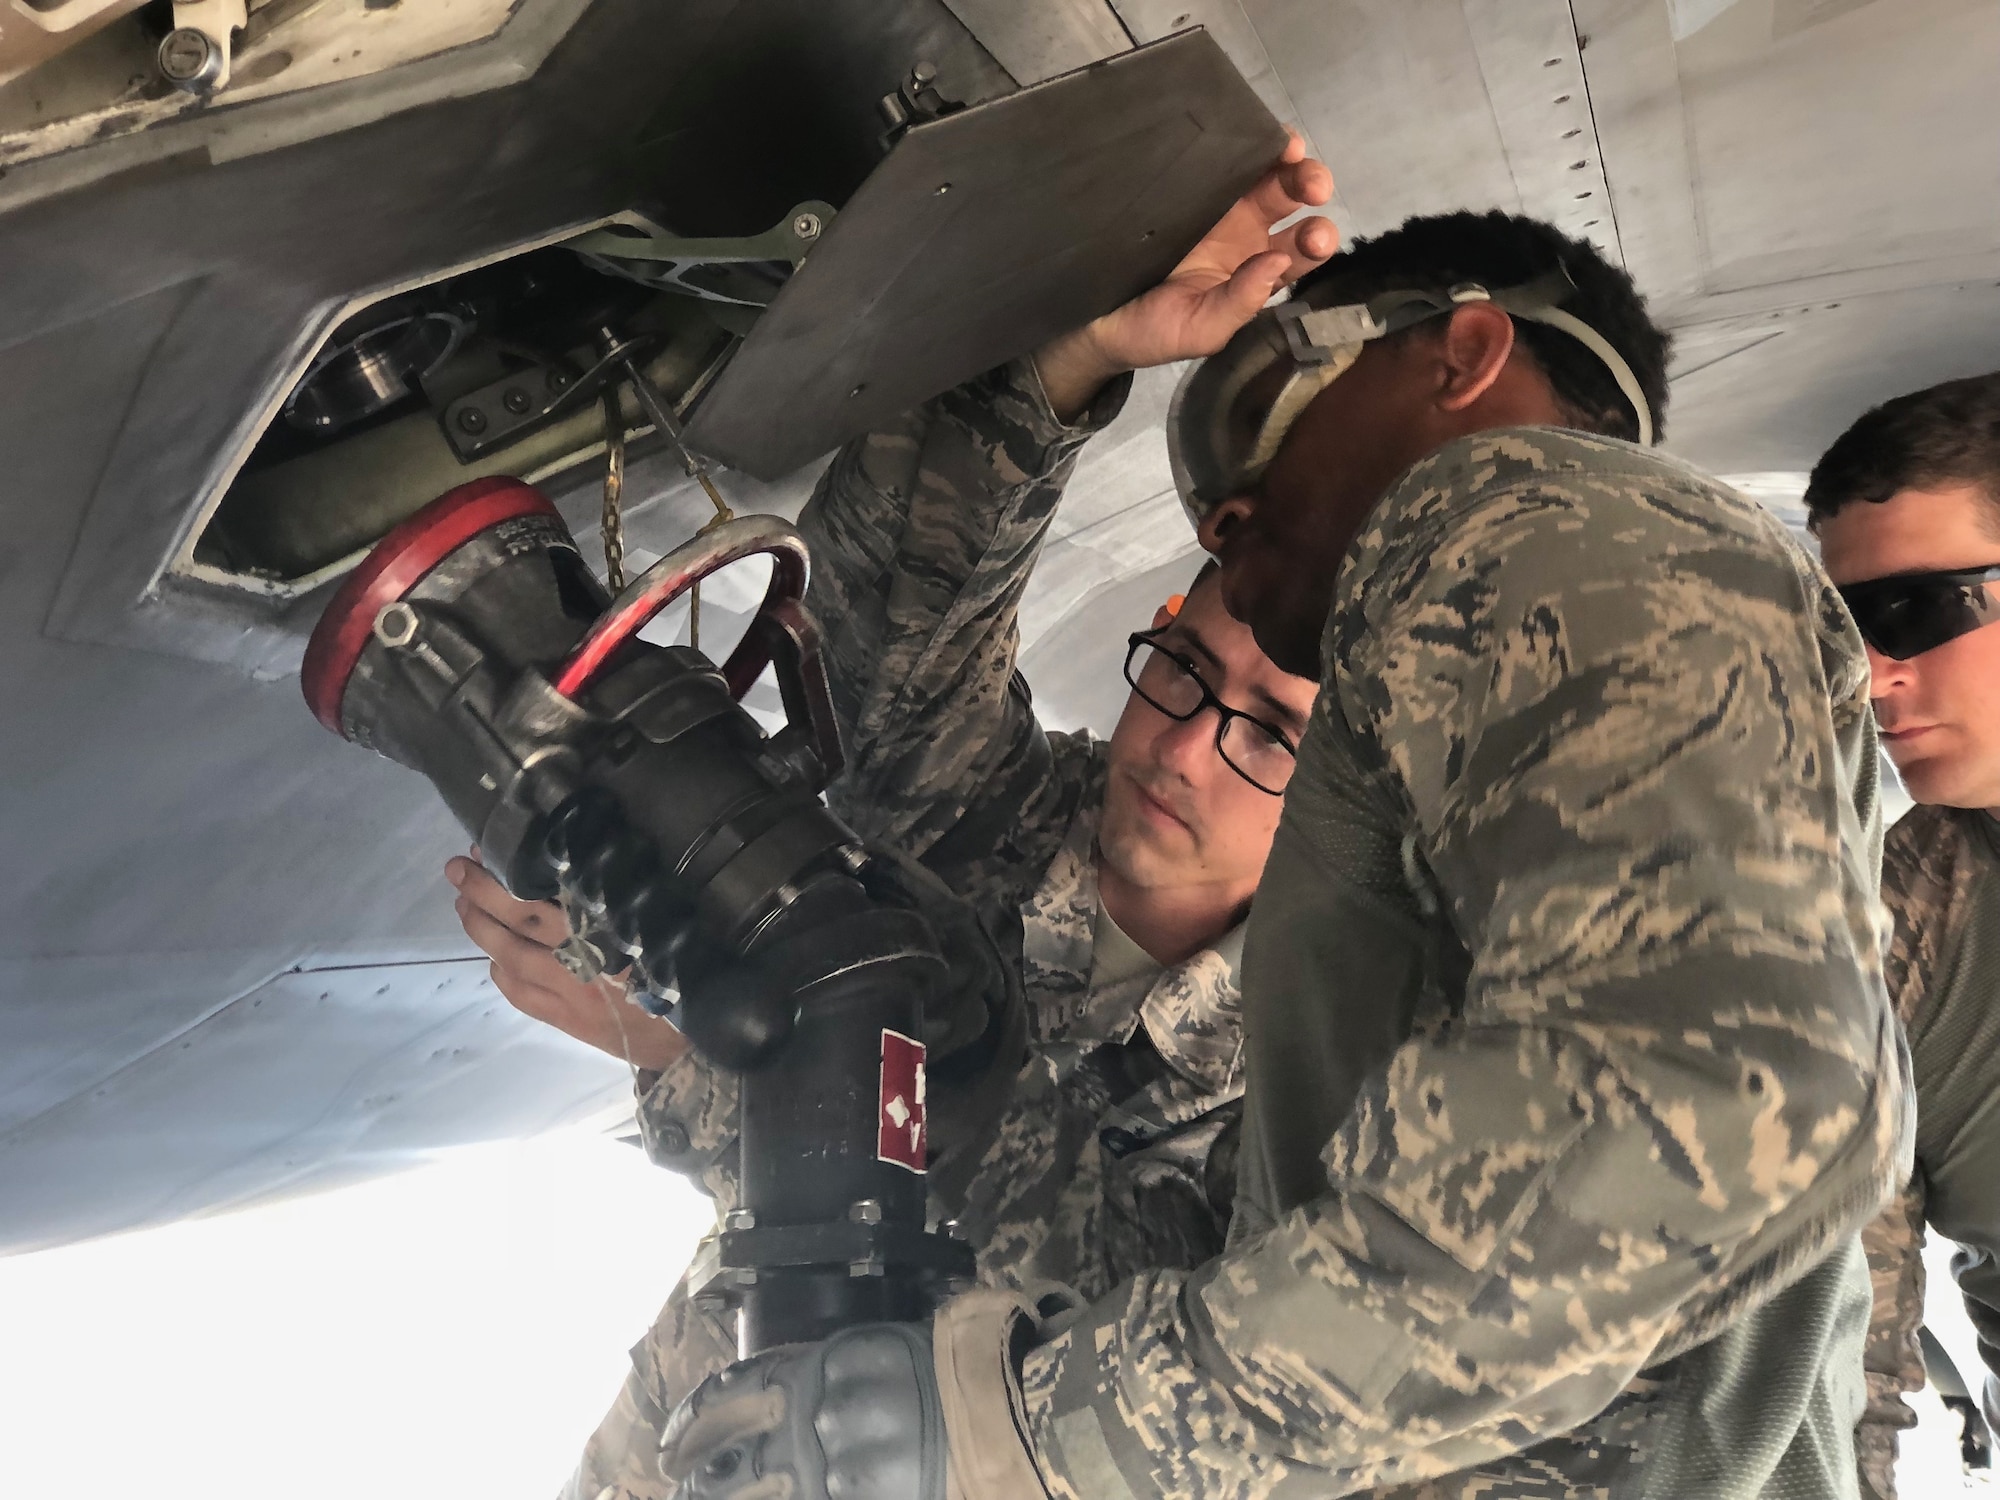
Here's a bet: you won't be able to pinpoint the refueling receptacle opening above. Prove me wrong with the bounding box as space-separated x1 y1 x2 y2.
180 245 747 599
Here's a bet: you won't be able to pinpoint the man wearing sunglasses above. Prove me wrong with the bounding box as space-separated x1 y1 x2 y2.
446 144 1334 1500
1808 372 2000 1500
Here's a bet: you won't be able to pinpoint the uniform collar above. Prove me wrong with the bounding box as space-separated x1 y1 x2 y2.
1974 808 2000 862
1138 922 1245 1095
1017 777 1246 1095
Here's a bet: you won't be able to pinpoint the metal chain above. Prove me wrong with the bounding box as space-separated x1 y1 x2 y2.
581 349 740 1078
600 385 627 592
597 343 739 651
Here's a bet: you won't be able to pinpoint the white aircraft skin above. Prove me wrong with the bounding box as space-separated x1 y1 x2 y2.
0 0 1994 1257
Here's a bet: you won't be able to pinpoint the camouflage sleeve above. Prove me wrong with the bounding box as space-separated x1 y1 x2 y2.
625 366 1124 1201
1857 1189 1924 1500
1883 809 2000 1432
1017 438 1905 1498
1855 807 1958 1500
562 1279 741 1500
634 1054 740 1206
796 357 1129 858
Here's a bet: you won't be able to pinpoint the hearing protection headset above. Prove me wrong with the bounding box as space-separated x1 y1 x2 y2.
1166 266 1656 527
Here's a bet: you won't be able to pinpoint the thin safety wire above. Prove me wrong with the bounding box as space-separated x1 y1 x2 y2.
600 386 627 593
582 369 744 1082
576 373 745 1085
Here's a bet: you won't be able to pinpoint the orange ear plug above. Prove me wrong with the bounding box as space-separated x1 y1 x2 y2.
1165 594 1186 617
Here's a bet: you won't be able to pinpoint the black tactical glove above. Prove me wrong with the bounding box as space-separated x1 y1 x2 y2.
658 1290 1057 1500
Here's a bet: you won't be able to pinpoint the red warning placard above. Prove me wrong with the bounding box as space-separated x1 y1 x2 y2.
877 1028 927 1173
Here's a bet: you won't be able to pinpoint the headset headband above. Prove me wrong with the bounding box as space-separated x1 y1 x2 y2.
1166 265 1656 527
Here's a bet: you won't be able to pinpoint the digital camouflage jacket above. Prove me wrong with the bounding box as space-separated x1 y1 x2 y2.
1020 429 1910 1500
1856 803 2000 1500
564 359 1249 1500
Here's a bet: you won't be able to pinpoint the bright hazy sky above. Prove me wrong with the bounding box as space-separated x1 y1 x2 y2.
0 1131 713 1499
0 1127 1988 1496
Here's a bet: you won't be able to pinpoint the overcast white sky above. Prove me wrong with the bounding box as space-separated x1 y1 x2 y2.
0 1131 712 1499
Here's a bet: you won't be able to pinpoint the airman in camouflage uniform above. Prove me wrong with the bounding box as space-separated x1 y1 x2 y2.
563 357 1266 1500
445 457 1273 1498
648 210 1909 1500
1025 426 1907 1500
1804 371 2000 1499
1853 804 2000 1498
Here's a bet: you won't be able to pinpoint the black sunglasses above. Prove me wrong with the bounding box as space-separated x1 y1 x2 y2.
1837 565 2000 662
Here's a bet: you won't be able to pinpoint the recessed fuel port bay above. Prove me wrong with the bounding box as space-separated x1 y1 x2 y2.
183 246 741 600
140 24 1282 675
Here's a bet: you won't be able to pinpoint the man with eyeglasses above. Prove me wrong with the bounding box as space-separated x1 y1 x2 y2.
1806 372 2000 1500
445 143 1334 1500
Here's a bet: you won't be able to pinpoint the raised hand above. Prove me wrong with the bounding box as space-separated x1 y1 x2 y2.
1035 134 1336 418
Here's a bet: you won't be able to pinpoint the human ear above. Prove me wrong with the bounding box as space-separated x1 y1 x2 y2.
1433 302 1516 414
1150 604 1174 630
1198 495 1254 555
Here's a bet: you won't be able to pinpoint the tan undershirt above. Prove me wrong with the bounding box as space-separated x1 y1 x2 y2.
1089 898 1164 993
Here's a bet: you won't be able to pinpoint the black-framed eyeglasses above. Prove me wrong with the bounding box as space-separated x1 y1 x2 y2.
1837 564 2000 662
1123 628 1297 795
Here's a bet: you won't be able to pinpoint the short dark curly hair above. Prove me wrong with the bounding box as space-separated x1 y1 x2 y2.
1804 372 2000 532
1288 210 1671 444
